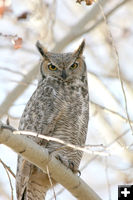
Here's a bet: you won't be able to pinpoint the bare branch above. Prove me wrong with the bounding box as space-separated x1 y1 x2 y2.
91 101 133 125
14 130 108 156
0 159 14 200
0 0 127 118
98 0 133 134
0 65 38 118
53 0 130 52
0 66 25 76
0 122 102 200
0 159 16 178
46 166 56 200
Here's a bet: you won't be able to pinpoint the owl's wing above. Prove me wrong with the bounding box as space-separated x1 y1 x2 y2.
19 86 66 136
16 86 66 199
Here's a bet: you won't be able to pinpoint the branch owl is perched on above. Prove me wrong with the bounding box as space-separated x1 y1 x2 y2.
16 40 89 200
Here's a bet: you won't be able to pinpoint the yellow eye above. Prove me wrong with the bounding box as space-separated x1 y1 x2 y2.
48 63 57 71
70 62 78 70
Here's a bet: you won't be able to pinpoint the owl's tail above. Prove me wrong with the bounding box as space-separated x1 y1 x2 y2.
22 182 47 200
21 171 56 200
16 159 56 200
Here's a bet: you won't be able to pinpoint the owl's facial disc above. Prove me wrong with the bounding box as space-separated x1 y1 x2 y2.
37 40 86 82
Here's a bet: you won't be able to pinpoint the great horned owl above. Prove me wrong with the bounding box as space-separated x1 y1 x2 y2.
16 40 89 200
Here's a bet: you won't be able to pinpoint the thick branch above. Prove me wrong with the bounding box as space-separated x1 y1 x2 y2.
0 123 102 200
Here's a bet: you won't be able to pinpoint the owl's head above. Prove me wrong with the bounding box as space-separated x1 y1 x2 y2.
36 40 87 82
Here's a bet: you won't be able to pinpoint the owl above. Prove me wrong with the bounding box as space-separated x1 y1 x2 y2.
16 40 89 200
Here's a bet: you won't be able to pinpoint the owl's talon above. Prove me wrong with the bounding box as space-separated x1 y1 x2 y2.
55 156 80 175
68 161 75 171
77 170 81 176
68 161 80 175
55 155 64 164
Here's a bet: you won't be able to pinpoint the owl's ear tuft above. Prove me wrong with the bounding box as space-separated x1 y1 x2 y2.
74 40 85 58
36 41 47 57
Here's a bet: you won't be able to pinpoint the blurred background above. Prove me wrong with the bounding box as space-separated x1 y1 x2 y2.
0 0 133 199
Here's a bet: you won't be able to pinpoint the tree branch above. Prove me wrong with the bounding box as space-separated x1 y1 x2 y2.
0 66 38 118
52 0 130 52
0 122 102 200
0 0 129 118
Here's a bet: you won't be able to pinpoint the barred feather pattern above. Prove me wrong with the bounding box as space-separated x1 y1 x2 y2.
16 41 89 200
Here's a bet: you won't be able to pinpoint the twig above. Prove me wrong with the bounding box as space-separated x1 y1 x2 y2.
0 0 129 118
0 159 14 200
0 66 25 77
0 65 39 117
91 101 133 125
47 166 56 200
0 121 102 200
48 188 64 200
79 0 131 38
55 0 131 52
107 129 129 148
0 159 16 178
98 0 133 134
14 130 109 156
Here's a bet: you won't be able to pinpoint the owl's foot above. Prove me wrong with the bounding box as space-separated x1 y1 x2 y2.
68 161 81 176
55 155 81 176
55 154 64 164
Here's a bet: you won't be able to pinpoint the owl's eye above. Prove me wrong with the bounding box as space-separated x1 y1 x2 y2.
48 63 57 71
70 62 78 70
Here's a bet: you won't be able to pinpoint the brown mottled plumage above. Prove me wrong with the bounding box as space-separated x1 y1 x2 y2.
16 40 89 200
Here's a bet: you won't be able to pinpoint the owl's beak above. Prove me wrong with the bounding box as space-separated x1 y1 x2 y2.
61 69 67 80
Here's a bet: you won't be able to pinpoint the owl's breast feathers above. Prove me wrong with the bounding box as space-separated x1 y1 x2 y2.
19 77 89 149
